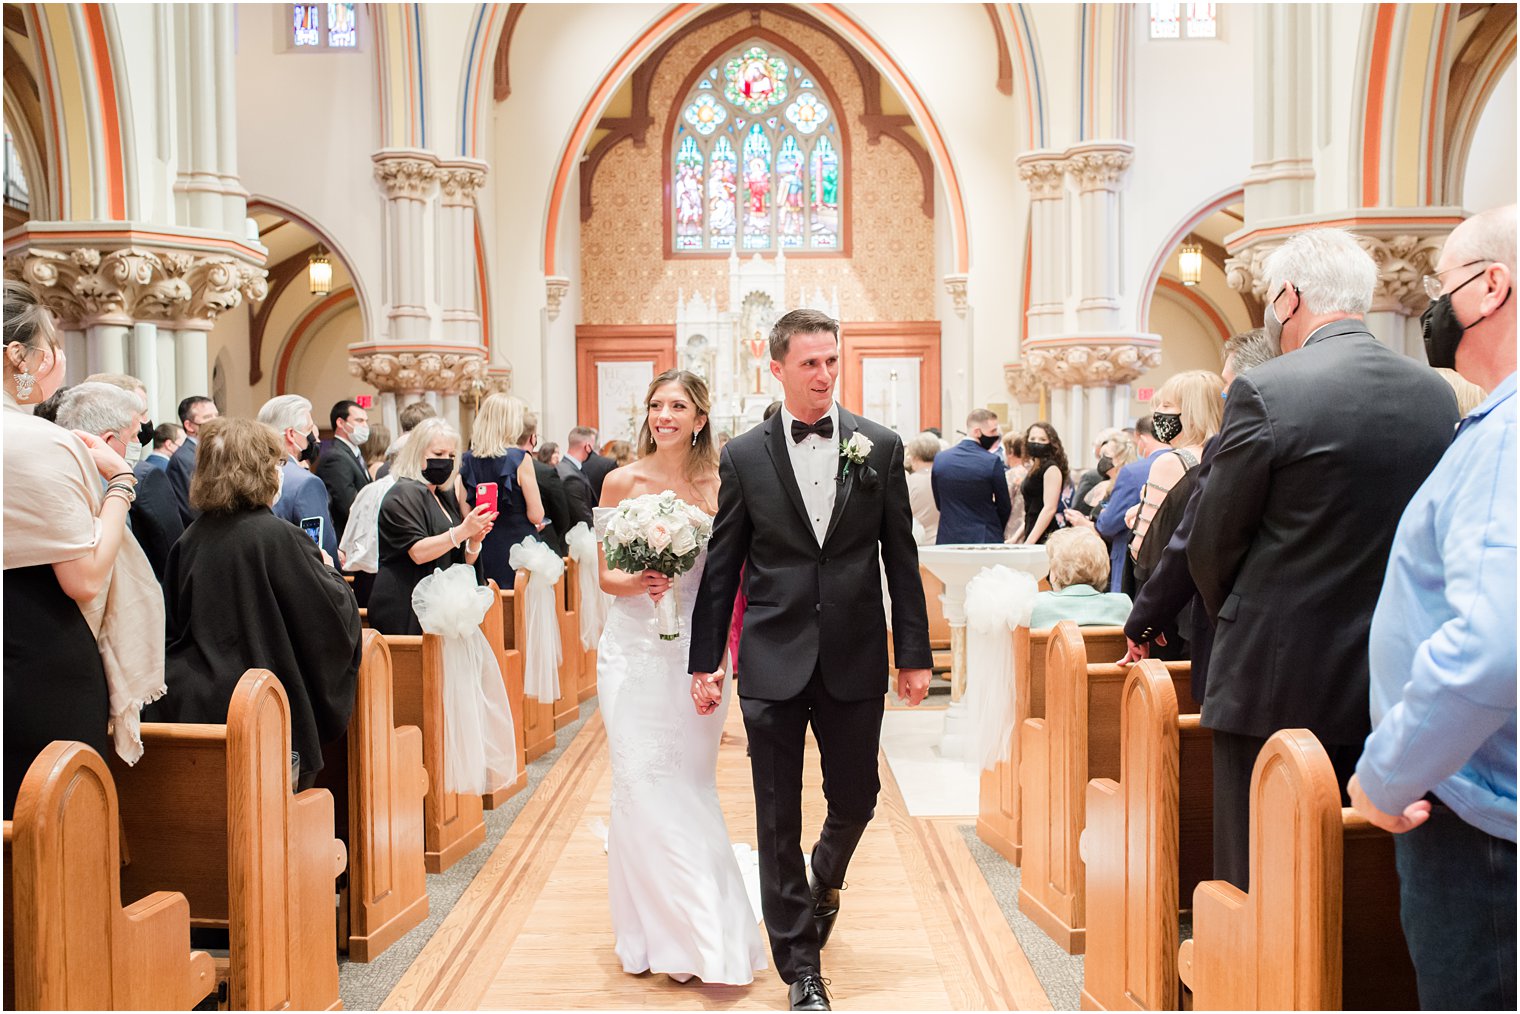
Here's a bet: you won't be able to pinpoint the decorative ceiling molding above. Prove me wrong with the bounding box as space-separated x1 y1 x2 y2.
491 4 527 102
984 4 1014 97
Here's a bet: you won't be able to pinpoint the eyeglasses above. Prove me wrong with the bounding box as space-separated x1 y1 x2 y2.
1423 260 1486 302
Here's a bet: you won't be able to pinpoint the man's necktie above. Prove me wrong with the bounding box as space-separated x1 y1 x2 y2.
791 416 834 443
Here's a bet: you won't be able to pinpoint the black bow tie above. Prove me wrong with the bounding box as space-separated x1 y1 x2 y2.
791 416 834 443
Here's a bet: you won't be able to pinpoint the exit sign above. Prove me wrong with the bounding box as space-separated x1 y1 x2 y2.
1137 387 1154 402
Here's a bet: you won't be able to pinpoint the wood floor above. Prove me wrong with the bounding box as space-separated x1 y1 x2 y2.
383 701 1051 1011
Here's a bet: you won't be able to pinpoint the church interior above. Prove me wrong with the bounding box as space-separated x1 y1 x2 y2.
2 2 1516 1011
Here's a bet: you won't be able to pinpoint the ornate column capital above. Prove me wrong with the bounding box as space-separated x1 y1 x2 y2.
347 343 489 395
372 148 440 200
942 273 968 318
1022 335 1161 388
1003 362 1045 403
1357 233 1446 316
545 275 571 321
1017 149 1068 201
436 159 489 208
5 244 268 329
1063 141 1135 193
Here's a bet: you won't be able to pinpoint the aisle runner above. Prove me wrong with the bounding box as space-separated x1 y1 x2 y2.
384 704 1049 1011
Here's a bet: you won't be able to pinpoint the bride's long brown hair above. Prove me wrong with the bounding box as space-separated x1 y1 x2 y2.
636 369 718 486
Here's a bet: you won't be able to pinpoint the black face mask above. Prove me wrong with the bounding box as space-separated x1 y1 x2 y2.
421 458 454 486
1096 455 1114 479
977 432 1001 451
1027 441 1053 458
138 419 155 446
1421 270 1511 370
1152 411 1183 444
299 430 320 463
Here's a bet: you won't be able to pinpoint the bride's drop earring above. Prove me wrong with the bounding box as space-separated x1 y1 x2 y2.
691 429 698 447
13 368 35 402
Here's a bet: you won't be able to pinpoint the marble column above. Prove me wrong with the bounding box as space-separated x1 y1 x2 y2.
436 160 488 347
173 327 210 399
1016 151 1070 340
87 322 131 376
131 322 163 421
1065 142 1134 333
372 150 439 345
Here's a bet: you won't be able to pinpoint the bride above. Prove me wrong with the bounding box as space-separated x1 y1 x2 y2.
594 368 768 985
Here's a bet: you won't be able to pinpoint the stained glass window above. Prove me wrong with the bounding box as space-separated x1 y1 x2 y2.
670 41 843 253
1151 2 1216 38
293 3 320 46
1185 3 1217 38
327 2 356 47
674 136 704 250
3 124 29 211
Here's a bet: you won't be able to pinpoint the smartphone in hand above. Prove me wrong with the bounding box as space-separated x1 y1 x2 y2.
299 516 324 547
476 482 499 514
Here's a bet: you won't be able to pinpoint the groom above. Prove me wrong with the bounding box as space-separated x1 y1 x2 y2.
690 308 933 1011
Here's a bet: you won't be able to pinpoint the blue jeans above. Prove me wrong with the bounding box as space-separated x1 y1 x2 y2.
1394 802 1517 1011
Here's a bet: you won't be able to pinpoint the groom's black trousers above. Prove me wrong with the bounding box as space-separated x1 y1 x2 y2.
740 664 884 984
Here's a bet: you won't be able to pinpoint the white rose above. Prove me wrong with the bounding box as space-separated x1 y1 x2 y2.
849 432 873 458
647 521 673 552
670 525 697 555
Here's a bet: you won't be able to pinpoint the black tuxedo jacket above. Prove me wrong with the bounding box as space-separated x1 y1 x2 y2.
689 406 931 702
581 452 616 501
166 438 198 526
533 458 573 556
1187 319 1457 744
315 440 370 536
131 458 186 582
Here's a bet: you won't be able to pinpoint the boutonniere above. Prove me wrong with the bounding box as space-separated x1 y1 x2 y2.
839 432 873 484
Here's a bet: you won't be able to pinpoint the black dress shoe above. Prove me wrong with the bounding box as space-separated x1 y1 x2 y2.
789 972 831 1010
810 873 842 949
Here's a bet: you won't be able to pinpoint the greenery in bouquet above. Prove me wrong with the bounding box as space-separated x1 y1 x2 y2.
602 491 714 578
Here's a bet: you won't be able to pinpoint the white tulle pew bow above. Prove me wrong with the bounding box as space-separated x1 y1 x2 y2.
566 522 610 650
964 565 1038 770
509 538 565 703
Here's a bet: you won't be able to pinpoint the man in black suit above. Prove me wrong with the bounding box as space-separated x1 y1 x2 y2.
1186 229 1459 890
167 394 218 526
315 399 371 539
557 425 598 527
690 309 932 1011
1121 329 1280 706
520 414 574 556
930 408 1011 544
568 426 616 502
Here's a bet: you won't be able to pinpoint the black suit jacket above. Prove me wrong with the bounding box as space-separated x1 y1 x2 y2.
533 459 573 556
1186 319 1457 744
557 458 595 529
1126 435 1218 705
580 452 616 501
131 458 186 582
315 441 370 537
689 406 932 701
166 438 197 526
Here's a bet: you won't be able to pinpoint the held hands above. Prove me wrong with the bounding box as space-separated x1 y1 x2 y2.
73 430 130 481
690 669 725 715
896 668 932 707
1348 774 1432 834
641 569 673 603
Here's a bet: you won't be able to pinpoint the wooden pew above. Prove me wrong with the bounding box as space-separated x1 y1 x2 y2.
1019 621 1190 953
110 670 347 1011
383 633 488 874
343 630 429 962
1177 729 1417 1010
1081 659 1212 1010
481 579 529 801
5 742 215 1010
514 568 559 762
976 624 1127 866
565 557 600 703
553 569 581 729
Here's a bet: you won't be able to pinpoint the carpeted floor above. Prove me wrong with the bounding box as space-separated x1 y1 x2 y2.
337 701 599 1011
958 825 1085 1011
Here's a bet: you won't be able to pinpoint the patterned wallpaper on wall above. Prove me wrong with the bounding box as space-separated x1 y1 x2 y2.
580 10 936 324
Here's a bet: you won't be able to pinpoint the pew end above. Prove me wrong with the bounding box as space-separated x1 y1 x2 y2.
343 630 429 962
5 742 216 1010
383 634 488 875
110 671 345 1010
553 570 580 729
1180 729 1416 1010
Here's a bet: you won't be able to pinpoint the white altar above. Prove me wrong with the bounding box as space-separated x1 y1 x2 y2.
675 249 840 437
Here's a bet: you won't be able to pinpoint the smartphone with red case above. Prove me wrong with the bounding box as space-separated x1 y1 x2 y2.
476 482 499 514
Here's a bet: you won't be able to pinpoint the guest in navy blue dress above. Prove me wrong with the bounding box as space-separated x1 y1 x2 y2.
460 393 544 586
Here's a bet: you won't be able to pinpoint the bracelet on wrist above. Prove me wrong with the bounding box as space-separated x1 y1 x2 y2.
448 526 460 548
108 471 137 484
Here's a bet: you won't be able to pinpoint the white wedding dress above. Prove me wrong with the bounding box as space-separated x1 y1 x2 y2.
596 506 768 985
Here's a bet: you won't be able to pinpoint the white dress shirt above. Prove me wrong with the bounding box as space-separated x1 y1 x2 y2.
780 403 840 545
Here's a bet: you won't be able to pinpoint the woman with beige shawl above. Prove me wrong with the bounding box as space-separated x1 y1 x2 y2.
2 281 164 818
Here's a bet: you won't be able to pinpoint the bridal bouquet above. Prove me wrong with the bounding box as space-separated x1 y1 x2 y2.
603 491 714 640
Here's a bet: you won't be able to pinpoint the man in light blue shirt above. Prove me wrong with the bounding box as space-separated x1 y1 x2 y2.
1349 204 1517 1011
